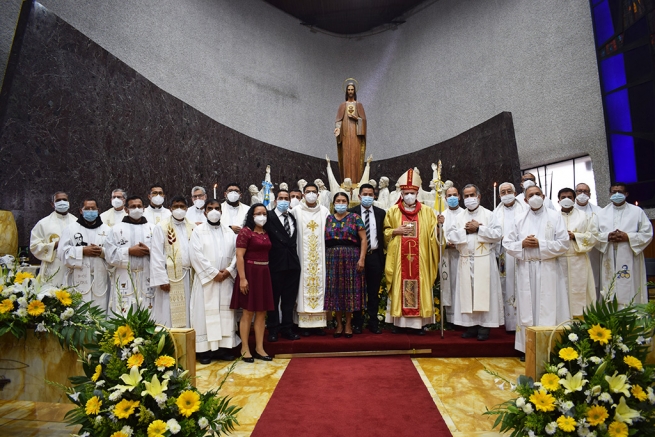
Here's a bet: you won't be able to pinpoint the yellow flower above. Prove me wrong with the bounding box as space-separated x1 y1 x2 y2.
0 299 13 314
560 370 587 394
155 355 176 369
143 374 168 399
14 271 34 284
556 415 576 432
110 432 129 437
127 353 144 368
631 385 647 402
529 389 556 412
558 347 578 361
605 372 631 397
540 373 560 391
114 399 140 419
614 396 640 424
588 324 612 345
608 421 629 437
147 419 168 437
113 325 135 347
176 390 201 417
85 396 102 415
623 355 643 371
54 289 72 306
27 300 45 317
587 405 609 426
91 364 102 382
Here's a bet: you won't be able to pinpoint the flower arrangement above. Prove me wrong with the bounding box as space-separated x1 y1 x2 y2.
64 306 240 437
485 297 655 437
0 264 105 348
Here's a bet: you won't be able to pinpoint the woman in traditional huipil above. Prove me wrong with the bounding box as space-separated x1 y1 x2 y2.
324 192 367 338
230 204 274 362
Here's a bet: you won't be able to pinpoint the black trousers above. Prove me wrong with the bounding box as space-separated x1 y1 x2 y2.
353 250 383 328
267 269 300 333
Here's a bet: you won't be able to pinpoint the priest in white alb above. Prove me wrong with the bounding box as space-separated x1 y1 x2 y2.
597 183 653 305
222 183 250 234
187 186 208 225
189 200 240 364
30 191 77 286
100 189 127 227
143 184 171 226
447 184 504 341
437 185 464 325
503 185 570 353
573 182 603 299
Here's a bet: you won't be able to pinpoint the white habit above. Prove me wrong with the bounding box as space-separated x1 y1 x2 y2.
30 211 77 286
100 208 127 227
439 206 464 322
143 206 171 226
220 202 250 229
189 221 241 351
186 206 207 225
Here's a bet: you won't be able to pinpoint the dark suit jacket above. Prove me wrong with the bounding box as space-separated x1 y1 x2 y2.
348 204 386 265
264 210 301 273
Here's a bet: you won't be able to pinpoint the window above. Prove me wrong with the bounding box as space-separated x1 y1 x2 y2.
523 155 598 205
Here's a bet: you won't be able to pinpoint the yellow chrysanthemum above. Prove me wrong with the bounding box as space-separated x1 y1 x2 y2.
558 347 578 361
114 399 140 419
113 325 135 347
91 364 102 382
54 289 72 306
0 299 13 314
27 300 45 317
85 396 102 415
176 390 201 417
623 355 643 371
588 324 612 345
529 389 556 412
557 415 576 432
14 271 34 284
587 405 609 426
608 421 629 437
110 432 129 437
154 355 176 368
631 385 647 402
540 373 560 391
127 353 144 368
147 419 168 437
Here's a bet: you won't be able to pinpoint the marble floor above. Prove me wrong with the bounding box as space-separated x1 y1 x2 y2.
0 356 524 436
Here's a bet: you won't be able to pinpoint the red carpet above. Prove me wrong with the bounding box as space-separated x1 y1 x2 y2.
251 356 452 437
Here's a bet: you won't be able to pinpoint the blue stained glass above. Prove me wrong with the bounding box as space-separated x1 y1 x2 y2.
610 134 637 183
605 89 632 132
592 1 615 47
600 54 627 92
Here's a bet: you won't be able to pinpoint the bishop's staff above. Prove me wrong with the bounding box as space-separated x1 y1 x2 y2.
432 160 446 339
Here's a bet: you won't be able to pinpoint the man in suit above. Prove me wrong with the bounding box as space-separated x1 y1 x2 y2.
265 189 302 341
350 183 386 334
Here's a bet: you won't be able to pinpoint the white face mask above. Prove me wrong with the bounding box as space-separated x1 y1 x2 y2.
54 200 69 213
290 198 301 209
501 194 515 205
305 192 318 204
172 208 186 220
254 215 267 226
207 210 221 223
111 197 124 209
227 191 240 203
193 199 205 209
576 193 590 204
464 197 479 210
559 198 575 209
522 180 536 189
403 193 417 205
151 195 164 206
528 195 544 209
129 208 144 220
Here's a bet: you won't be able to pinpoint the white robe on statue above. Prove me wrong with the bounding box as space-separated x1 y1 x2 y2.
447 206 504 328
143 206 171 226
290 201 330 328
59 220 112 312
597 202 653 305
30 211 77 286
186 206 207 225
558 208 598 317
493 200 527 332
100 208 127 227
439 206 464 322
503 206 570 353
189 222 240 351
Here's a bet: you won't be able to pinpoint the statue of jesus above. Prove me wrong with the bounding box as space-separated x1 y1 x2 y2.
334 78 366 183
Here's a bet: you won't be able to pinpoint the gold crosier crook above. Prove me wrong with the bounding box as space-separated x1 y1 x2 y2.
433 160 446 338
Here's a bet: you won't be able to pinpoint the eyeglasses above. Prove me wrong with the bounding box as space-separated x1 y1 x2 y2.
575 190 590 195
151 191 164 196
191 194 205 199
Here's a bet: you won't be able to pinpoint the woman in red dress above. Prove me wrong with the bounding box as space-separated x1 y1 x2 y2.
230 203 274 362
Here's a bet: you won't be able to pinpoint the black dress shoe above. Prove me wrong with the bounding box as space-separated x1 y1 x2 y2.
368 325 383 334
242 355 254 363
413 328 425 336
344 331 353 338
267 332 279 342
281 331 301 340
391 326 404 334
212 349 236 361
252 351 273 361
352 325 362 334
462 326 479 339
477 327 490 341
333 330 343 338
197 352 212 365
519 355 525 362
314 328 326 336
301 329 312 337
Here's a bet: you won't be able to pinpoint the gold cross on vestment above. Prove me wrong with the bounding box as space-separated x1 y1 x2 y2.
406 240 418 276
307 220 318 232
476 242 487 254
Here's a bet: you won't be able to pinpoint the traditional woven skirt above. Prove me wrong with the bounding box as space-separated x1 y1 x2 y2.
324 245 366 312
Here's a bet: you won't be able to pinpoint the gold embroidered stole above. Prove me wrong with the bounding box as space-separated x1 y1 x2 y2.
163 218 194 327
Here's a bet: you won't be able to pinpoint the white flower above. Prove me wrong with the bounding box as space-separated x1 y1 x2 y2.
568 333 578 342
95 415 104 424
558 367 569 377
95 380 105 387
163 370 173 380
577 426 591 437
8 294 16 301
636 336 646 345
108 390 122 402
108 412 117 423
35 322 47 332
132 346 140 354
618 343 629 353
528 431 536 437
545 421 557 435
17 297 27 307
198 417 209 429
120 426 133 436
68 391 81 402
14 308 27 317
121 348 132 360
598 392 613 403
166 419 181 434
589 356 602 365
133 337 144 346
522 403 533 415
60 307 74 320
78 433 91 437
515 397 525 408
558 400 574 413
154 393 168 407
590 385 602 396
647 387 655 404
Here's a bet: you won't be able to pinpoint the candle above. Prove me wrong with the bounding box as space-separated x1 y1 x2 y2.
213 183 217 200
493 182 497 207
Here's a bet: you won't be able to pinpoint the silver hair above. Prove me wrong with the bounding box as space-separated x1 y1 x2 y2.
111 188 126 198
498 182 515 193
52 191 67 203
191 186 206 195
463 184 481 196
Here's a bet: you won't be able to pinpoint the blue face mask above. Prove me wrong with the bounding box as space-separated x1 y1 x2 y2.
610 193 626 204
334 204 348 214
82 210 98 222
360 196 374 207
277 200 290 213
446 196 459 208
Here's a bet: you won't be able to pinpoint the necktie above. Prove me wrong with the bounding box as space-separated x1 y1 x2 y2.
283 213 291 236
364 209 371 251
